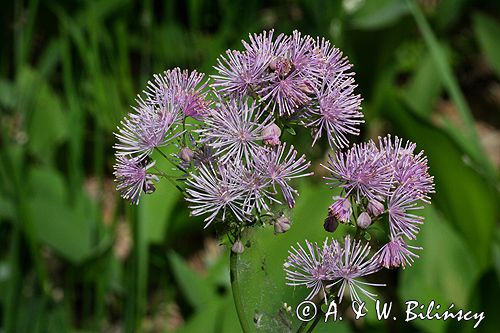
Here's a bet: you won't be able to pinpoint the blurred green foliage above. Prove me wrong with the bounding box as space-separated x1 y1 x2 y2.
0 0 499 332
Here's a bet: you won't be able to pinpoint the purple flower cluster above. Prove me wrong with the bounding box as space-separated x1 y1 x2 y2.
213 30 363 149
114 30 364 234
113 156 159 205
323 134 434 268
111 30 437 309
284 236 384 303
113 69 209 204
185 140 312 227
114 31 363 223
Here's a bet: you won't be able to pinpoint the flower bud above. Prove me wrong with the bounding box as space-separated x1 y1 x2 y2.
274 215 291 234
262 123 281 146
367 199 385 217
179 147 194 162
231 239 245 254
357 212 371 229
328 197 352 223
269 57 293 78
142 174 159 194
323 214 338 233
142 181 156 194
269 57 278 71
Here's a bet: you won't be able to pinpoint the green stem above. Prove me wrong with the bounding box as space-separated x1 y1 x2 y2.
305 311 322 333
182 116 187 146
296 304 322 333
296 320 308 333
154 147 188 174
151 168 186 195
230 251 252 333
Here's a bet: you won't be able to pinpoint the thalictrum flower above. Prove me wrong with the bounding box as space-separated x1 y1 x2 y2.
357 212 372 229
258 31 319 116
145 68 210 118
114 96 181 159
230 163 277 213
313 37 353 78
387 186 424 240
273 215 292 233
285 237 384 304
284 239 330 302
185 163 249 227
113 155 158 205
378 135 434 202
212 50 271 97
377 236 421 269
326 236 384 303
198 97 273 164
254 144 313 208
367 198 385 217
304 76 363 148
323 141 393 202
328 196 352 223
212 30 278 97
261 123 281 146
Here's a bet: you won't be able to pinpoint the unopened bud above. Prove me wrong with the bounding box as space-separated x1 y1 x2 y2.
328 197 352 223
357 212 371 229
232 239 245 254
367 199 385 217
262 123 281 146
179 147 194 162
323 214 338 233
269 57 293 78
142 181 156 194
274 215 291 234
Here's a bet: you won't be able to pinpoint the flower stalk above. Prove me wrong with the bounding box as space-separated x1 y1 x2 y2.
230 250 252 333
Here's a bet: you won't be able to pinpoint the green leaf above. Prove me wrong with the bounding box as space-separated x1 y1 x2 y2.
29 196 94 263
168 251 218 310
286 127 296 136
433 0 467 30
14 67 68 161
0 195 15 220
493 229 500 283
175 300 219 333
28 167 67 203
27 168 103 263
232 181 354 332
219 294 242 333
455 270 499 333
400 51 442 117
349 0 408 30
399 205 480 333
139 149 182 244
473 12 500 77
0 79 16 109
45 304 71 333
